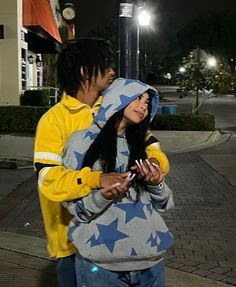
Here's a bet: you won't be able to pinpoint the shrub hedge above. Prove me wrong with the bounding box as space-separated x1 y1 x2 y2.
20 89 50 107
0 106 215 134
0 106 48 134
150 113 215 131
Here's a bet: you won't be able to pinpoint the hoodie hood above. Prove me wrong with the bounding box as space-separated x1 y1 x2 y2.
94 78 159 128
63 78 159 171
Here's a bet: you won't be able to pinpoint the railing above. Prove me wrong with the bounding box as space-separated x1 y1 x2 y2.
28 86 60 106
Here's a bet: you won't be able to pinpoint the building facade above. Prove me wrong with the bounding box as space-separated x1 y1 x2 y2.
0 0 62 106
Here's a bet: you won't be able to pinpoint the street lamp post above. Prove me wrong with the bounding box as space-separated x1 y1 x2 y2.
117 1 151 80
117 0 139 79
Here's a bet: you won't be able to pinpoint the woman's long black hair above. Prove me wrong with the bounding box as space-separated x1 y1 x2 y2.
82 92 152 173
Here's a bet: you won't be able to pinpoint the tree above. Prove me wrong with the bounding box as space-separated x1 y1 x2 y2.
177 50 235 114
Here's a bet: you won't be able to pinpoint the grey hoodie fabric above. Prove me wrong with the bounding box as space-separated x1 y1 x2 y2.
63 78 174 271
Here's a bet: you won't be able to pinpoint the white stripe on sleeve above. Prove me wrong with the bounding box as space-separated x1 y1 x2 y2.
149 142 161 149
38 166 53 189
34 152 62 164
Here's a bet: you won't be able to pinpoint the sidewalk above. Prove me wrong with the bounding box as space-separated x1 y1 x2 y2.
0 129 230 163
0 131 235 287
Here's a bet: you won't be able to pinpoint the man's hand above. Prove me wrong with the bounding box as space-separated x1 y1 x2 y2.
131 158 163 186
100 172 130 189
101 173 135 200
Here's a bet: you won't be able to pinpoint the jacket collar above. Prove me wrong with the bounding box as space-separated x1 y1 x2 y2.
60 92 103 110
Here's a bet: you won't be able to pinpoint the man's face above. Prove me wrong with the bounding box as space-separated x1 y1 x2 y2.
92 67 115 91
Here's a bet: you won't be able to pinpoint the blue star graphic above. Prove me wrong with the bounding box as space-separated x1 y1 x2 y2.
68 224 77 242
75 201 85 216
92 219 129 253
146 230 173 252
115 201 147 223
131 248 137 256
115 94 141 111
95 104 113 122
157 230 173 252
74 151 85 170
84 131 98 140
86 234 101 248
146 233 158 248
120 151 129 157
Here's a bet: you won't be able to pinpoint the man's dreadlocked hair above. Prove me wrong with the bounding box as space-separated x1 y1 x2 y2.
82 93 152 173
58 38 114 97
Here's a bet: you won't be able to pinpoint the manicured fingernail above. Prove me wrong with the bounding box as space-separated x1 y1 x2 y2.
130 174 136 180
151 162 159 167
135 160 141 166
145 159 151 164
112 182 121 187
139 159 143 165
126 172 132 179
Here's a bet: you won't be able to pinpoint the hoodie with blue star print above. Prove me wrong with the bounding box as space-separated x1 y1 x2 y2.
62 78 174 271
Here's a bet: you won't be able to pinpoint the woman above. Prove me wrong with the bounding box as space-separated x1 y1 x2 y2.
63 78 174 287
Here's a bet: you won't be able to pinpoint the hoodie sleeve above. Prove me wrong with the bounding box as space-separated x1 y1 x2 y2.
147 181 174 211
63 190 113 223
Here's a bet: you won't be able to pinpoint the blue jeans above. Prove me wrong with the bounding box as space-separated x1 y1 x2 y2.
75 254 165 287
57 254 77 287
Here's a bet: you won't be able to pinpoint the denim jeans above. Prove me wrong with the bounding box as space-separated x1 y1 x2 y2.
75 254 165 287
57 254 77 287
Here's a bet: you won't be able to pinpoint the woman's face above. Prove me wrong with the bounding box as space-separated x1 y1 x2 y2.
123 92 150 126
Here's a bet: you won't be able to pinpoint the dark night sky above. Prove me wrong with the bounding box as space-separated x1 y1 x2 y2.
74 0 236 59
76 0 236 35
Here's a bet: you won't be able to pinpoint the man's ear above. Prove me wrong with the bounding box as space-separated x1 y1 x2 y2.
80 67 88 80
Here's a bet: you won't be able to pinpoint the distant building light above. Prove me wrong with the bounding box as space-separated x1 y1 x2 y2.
164 72 172 80
179 67 186 73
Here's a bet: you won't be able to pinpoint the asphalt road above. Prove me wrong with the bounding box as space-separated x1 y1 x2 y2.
161 93 236 130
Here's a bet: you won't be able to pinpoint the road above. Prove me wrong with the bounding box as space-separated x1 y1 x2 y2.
160 91 236 187
160 93 236 130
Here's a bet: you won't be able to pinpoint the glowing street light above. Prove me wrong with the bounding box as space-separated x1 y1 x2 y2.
207 57 217 68
179 66 186 73
138 9 150 26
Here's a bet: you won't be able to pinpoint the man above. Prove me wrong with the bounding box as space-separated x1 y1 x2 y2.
34 38 169 287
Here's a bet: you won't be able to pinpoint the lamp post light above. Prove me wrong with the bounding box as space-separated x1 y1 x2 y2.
138 6 151 81
138 9 150 26
207 56 217 68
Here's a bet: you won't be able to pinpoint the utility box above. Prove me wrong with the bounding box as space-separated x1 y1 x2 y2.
162 105 177 115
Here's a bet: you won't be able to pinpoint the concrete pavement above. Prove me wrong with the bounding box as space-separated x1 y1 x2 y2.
0 130 235 286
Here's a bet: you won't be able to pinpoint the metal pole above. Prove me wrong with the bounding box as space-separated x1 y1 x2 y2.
117 0 139 79
196 46 200 115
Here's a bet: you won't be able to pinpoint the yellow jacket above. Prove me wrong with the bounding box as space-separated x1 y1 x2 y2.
34 94 169 258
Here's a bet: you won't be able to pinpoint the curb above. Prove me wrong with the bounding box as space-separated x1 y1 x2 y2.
165 130 230 154
0 158 33 169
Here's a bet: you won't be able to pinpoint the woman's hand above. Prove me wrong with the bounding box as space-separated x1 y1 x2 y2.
101 172 135 200
131 158 163 186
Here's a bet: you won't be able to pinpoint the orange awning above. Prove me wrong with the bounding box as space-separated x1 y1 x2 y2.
23 0 62 44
